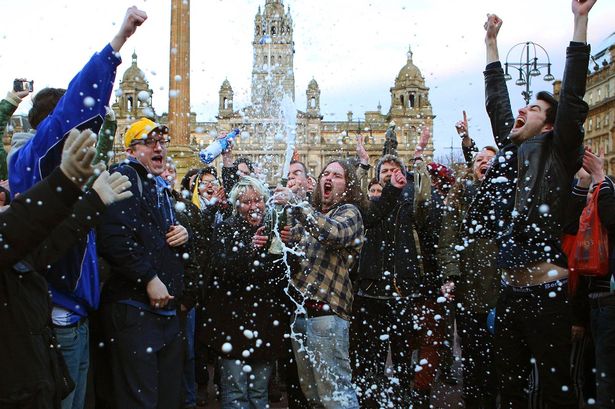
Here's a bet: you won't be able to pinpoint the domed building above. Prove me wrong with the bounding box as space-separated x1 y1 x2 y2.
111 51 156 129
112 0 434 183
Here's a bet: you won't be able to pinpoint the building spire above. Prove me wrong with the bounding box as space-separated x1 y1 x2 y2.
407 45 413 62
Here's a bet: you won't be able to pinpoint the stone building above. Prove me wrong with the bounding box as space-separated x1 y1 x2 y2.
584 33 615 175
554 32 615 175
5 0 435 184
111 0 435 183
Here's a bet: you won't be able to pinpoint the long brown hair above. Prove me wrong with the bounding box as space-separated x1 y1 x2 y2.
311 159 367 213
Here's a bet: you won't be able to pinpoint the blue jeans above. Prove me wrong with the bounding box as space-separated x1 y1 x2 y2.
183 308 197 406
218 358 272 408
591 302 615 408
291 314 359 409
55 320 89 409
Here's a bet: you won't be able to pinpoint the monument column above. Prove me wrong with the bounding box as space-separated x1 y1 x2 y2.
168 0 196 177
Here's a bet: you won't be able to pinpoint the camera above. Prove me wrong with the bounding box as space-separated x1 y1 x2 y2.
13 79 34 93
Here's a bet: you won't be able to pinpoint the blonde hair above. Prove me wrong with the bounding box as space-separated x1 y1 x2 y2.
228 176 270 215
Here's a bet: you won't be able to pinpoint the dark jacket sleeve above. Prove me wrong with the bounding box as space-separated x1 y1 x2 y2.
209 220 260 283
96 167 157 285
362 183 402 228
553 43 590 170
484 61 515 149
26 190 106 273
437 189 464 281
0 97 20 180
597 178 615 234
174 202 202 310
563 184 589 235
222 165 239 194
462 138 478 168
0 167 82 268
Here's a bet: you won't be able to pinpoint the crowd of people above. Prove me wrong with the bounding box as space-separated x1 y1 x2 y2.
1 1 613 409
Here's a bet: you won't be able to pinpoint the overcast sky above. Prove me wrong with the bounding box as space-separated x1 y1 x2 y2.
1 0 613 157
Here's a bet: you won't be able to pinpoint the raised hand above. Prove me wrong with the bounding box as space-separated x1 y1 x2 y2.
484 13 503 40
414 126 431 159
572 0 597 17
214 185 227 206
572 0 597 43
60 129 100 187
111 7 148 52
253 226 269 249
390 168 408 189
455 111 469 137
356 134 369 165
484 14 503 64
92 171 133 205
582 147 605 183
12 78 32 99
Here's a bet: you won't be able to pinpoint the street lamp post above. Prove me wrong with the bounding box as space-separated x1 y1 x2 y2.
504 41 555 105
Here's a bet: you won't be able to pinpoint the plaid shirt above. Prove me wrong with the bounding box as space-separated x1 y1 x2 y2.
291 203 364 320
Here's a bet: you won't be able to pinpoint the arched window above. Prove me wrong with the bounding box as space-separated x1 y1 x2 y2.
400 95 405 108
310 97 316 108
223 97 228 110
271 26 276 35
127 96 133 112
409 94 415 108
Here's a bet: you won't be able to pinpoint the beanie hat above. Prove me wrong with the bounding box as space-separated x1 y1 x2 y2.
123 118 167 149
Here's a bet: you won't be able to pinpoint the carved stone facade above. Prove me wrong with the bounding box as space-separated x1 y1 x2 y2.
584 35 615 175
554 33 615 175
113 0 436 183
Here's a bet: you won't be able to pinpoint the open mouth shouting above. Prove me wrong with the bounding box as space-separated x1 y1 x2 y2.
511 116 526 133
323 181 333 198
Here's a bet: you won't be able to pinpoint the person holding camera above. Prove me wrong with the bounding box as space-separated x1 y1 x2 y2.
0 78 32 180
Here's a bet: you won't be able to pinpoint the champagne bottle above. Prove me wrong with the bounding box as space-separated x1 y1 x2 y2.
264 180 289 255
198 129 240 164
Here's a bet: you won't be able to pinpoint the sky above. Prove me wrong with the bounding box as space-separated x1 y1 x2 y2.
1 0 613 158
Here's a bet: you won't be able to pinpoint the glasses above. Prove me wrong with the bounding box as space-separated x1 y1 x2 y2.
131 137 171 149
201 178 219 186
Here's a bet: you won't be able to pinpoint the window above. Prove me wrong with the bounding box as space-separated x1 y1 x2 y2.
588 118 593 131
597 116 601 129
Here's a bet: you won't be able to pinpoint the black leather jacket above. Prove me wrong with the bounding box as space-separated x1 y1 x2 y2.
466 43 590 268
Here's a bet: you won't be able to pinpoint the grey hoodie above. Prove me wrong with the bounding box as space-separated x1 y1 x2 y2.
6 131 34 169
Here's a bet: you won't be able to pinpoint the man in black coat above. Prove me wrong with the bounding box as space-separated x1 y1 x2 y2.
97 118 191 409
477 1 596 407
350 131 443 408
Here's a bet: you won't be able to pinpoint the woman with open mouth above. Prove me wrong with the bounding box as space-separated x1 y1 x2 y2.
201 176 294 408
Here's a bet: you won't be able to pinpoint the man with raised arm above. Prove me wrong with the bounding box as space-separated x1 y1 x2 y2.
473 1 596 407
6 8 147 409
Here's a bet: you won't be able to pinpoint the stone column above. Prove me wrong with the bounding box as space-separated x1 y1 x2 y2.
168 0 197 180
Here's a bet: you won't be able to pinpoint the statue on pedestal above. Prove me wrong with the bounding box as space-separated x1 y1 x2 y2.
383 121 398 156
